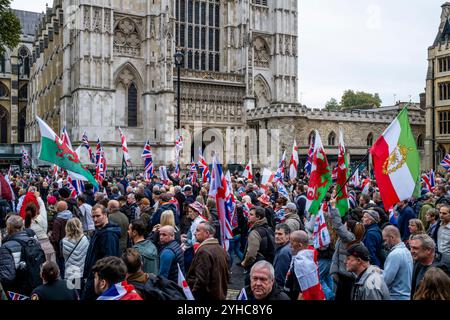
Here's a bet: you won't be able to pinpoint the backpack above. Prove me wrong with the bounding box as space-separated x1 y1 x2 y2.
7 237 46 295
254 226 276 264
128 274 187 300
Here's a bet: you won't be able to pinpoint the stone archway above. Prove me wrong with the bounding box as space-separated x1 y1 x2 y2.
254 75 271 108
0 105 9 143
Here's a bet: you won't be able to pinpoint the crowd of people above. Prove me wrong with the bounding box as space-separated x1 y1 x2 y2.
0 165 450 301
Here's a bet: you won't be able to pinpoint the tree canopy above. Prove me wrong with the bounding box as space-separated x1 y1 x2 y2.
0 0 21 55
340 90 382 109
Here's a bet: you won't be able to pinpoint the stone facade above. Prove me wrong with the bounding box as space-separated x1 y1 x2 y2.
425 2 450 170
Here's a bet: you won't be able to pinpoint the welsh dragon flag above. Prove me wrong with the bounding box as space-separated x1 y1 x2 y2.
36 116 98 187
335 130 349 217
370 107 420 210
305 131 332 215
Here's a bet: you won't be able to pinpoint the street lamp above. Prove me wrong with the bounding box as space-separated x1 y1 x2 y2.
174 49 184 131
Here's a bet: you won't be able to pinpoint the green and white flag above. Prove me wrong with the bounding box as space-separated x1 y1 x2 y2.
305 131 332 215
36 116 98 187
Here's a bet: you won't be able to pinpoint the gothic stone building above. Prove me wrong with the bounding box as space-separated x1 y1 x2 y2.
10 0 425 171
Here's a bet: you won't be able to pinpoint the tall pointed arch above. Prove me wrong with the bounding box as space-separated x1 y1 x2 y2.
254 74 272 108
114 63 143 127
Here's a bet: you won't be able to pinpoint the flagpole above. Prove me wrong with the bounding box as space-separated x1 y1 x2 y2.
331 150 370 196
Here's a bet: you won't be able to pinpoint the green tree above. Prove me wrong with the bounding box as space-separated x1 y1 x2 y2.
340 90 382 109
0 0 21 55
325 98 341 111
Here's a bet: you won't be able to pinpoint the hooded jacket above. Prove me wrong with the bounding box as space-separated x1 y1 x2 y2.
351 265 390 300
49 210 73 257
149 202 178 230
108 208 130 253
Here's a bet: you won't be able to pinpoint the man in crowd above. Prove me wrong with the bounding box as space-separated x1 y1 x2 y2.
396 200 416 242
282 203 303 232
361 209 383 267
345 243 390 300
186 222 229 300
128 220 159 274
82 204 121 300
159 226 184 282
93 256 142 300
436 204 450 255
243 261 290 300
77 194 95 236
409 233 450 298
107 200 130 252
381 225 413 300
49 201 72 274
273 223 292 288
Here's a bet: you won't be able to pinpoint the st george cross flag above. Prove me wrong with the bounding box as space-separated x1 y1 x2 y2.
305 138 314 175
177 264 194 300
370 108 420 211
313 203 331 249
242 160 253 180
209 154 234 250
82 131 96 164
36 116 98 187
440 154 450 172
141 140 154 180
198 148 210 183
361 178 371 194
260 168 275 191
289 140 299 180
118 127 132 166
335 130 350 217
305 131 332 216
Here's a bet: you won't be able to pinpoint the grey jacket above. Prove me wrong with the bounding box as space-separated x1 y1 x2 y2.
330 208 355 278
62 235 90 279
351 265 391 300
284 213 303 232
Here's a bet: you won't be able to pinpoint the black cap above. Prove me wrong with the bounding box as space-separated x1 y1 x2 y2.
345 243 370 261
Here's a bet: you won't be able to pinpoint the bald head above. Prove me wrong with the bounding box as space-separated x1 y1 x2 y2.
382 225 401 239
57 201 68 213
159 225 175 237
108 200 120 211
291 230 309 246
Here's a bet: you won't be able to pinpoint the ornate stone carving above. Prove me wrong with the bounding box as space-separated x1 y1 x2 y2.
84 7 91 30
253 37 270 68
93 9 101 33
104 10 111 33
118 68 135 86
114 18 141 56
254 76 271 108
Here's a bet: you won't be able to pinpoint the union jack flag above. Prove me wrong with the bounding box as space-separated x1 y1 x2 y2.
21 147 30 167
198 148 210 183
421 169 435 193
141 140 154 180
95 138 107 176
188 160 197 183
209 155 234 250
67 175 84 198
95 152 106 184
440 154 450 172
274 150 286 182
159 166 169 184
225 170 237 228
7 291 29 300
82 132 96 164
305 138 314 175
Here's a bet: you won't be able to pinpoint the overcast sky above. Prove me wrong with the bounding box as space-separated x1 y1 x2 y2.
11 0 446 108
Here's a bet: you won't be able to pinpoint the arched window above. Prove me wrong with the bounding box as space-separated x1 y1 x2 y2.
0 82 8 98
128 83 138 127
0 106 8 143
0 54 6 73
328 131 336 146
18 46 30 78
18 107 26 143
367 133 373 146
417 134 424 149
19 85 28 100
308 131 315 145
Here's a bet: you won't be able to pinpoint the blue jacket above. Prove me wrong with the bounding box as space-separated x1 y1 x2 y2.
273 242 292 287
363 223 383 267
149 202 178 230
382 242 413 300
397 205 416 241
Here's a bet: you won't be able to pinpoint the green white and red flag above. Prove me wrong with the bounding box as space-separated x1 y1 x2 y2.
36 116 98 187
305 131 332 215
335 130 349 217
370 108 420 210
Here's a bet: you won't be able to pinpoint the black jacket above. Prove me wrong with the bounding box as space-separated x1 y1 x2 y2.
82 222 121 300
149 202 178 230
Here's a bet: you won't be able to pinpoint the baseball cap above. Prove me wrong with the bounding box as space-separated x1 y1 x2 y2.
283 203 297 211
345 243 370 261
